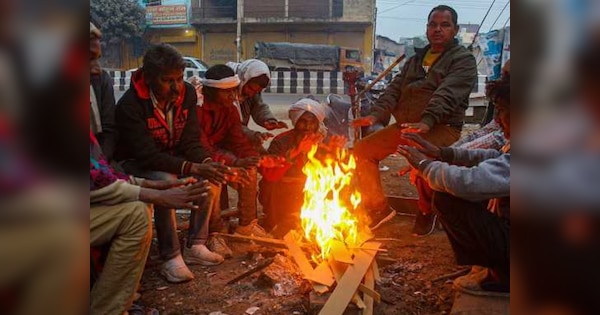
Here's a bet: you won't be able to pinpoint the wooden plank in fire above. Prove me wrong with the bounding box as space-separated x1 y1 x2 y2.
362 264 375 315
372 261 381 282
283 230 329 293
329 258 365 310
331 240 354 264
319 242 380 315
306 260 335 287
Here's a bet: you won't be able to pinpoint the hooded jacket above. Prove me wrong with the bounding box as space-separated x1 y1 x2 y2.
196 99 260 166
419 143 510 219
226 60 277 136
370 39 477 128
115 70 211 175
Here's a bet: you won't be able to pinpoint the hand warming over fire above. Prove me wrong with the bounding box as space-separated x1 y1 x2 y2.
141 176 197 190
400 122 431 133
224 167 251 187
190 162 234 185
258 155 287 168
319 135 347 152
401 132 441 159
234 156 261 168
289 133 323 160
263 119 289 130
397 145 430 170
253 131 275 143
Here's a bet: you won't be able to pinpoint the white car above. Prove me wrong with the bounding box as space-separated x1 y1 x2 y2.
127 57 209 76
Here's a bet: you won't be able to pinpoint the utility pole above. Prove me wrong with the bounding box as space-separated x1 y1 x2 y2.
236 0 244 62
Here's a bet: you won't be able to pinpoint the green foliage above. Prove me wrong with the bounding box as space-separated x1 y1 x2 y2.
90 0 146 45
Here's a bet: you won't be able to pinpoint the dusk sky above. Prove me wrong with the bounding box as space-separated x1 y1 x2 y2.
375 0 510 40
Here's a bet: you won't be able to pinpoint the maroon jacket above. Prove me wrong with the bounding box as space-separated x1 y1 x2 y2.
196 100 259 165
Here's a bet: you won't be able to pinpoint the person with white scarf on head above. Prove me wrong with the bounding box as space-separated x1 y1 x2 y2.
226 59 289 150
258 98 345 237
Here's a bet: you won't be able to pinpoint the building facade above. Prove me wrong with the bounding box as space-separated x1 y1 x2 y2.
191 0 376 72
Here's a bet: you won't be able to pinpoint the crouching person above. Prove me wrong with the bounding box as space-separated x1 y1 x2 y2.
91 131 211 314
115 44 240 283
259 98 345 237
396 76 511 295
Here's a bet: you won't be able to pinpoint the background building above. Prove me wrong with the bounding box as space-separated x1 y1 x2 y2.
191 0 376 72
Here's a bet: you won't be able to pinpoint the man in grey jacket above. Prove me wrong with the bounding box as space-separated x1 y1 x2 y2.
397 76 510 294
352 5 477 230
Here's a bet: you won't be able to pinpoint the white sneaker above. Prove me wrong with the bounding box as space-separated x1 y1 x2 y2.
160 255 194 283
235 219 271 238
207 235 233 258
184 244 224 266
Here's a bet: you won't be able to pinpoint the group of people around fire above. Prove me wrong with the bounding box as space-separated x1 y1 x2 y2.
90 4 510 314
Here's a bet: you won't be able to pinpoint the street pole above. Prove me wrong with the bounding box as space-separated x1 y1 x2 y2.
236 0 244 62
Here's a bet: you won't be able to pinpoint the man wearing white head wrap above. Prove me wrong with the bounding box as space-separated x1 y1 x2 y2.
258 98 345 236
226 59 289 150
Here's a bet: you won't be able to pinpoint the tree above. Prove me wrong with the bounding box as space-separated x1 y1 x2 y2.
91 0 146 68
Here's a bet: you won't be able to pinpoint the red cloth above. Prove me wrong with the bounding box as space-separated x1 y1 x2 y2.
196 100 259 165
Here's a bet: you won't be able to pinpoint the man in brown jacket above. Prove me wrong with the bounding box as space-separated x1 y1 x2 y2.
352 5 477 231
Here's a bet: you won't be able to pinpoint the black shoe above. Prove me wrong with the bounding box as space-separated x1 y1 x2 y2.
411 212 437 236
369 208 397 230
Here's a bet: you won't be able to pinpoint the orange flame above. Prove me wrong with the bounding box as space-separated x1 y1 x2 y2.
300 145 369 263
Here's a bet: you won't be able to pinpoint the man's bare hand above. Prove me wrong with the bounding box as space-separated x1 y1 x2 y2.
401 132 441 159
263 120 288 130
259 155 287 168
142 177 197 190
253 131 275 143
396 145 429 169
351 115 377 127
400 122 430 133
234 156 261 168
225 167 252 187
141 180 211 210
190 162 236 185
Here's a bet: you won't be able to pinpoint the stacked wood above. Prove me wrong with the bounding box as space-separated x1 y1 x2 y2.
283 230 381 315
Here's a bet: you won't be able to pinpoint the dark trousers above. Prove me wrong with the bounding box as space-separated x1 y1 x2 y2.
122 161 220 260
432 192 510 282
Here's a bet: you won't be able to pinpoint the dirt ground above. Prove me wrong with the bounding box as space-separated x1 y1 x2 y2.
137 152 466 315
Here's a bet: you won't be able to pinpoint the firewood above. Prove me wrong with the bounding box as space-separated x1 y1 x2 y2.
214 232 287 247
321 243 381 314
363 265 375 315
226 257 275 285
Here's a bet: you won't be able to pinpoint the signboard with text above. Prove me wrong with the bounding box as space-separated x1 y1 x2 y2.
146 5 188 25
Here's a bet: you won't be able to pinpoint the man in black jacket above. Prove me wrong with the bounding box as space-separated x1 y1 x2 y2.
90 20 118 162
352 5 477 231
115 44 239 283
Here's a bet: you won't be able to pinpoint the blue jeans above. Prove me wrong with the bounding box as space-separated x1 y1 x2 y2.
122 161 221 260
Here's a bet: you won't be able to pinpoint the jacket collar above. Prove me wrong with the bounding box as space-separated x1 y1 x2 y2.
130 69 185 107
414 38 459 58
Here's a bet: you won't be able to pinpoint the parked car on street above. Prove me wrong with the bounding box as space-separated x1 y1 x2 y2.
127 57 209 76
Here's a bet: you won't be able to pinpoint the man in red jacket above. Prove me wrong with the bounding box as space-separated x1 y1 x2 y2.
115 44 239 283
196 64 272 243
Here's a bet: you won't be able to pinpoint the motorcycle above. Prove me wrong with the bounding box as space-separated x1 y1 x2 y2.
324 76 390 143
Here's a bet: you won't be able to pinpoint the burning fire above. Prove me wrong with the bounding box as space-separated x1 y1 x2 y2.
300 145 370 263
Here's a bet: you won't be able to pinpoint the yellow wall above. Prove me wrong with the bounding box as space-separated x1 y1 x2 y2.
130 26 374 70
203 33 237 65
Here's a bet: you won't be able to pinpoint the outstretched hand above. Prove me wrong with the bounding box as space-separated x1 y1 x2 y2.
191 162 236 185
263 120 289 130
351 115 377 127
143 180 212 210
397 145 429 169
142 177 197 190
253 131 275 143
401 132 441 159
400 122 430 133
